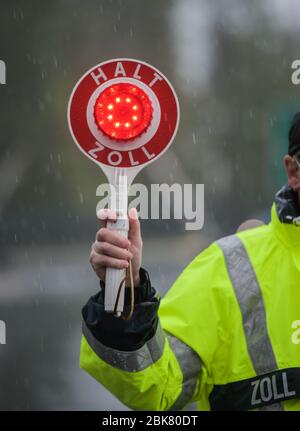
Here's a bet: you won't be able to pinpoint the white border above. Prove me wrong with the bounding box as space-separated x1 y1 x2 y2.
86 77 161 151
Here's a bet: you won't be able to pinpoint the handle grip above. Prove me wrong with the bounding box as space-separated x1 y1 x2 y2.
104 216 129 315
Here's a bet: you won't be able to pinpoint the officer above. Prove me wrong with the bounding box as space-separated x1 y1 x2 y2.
80 113 300 411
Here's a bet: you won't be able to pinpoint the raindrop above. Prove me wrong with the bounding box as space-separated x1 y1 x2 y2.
53 55 58 68
192 132 196 145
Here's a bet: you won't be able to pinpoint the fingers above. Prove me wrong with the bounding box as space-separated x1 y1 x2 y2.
93 241 133 261
128 207 142 243
91 207 142 282
93 228 131 272
90 250 129 270
96 227 130 248
97 208 141 245
97 208 117 228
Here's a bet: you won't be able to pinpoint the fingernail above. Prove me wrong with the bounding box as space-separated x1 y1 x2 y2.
107 209 117 220
97 209 107 220
129 208 138 219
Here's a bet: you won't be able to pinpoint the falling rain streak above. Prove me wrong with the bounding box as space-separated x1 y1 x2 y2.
0 60 6 84
0 320 6 344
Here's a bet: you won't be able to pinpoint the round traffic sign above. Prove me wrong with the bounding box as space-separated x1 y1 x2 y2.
68 58 179 169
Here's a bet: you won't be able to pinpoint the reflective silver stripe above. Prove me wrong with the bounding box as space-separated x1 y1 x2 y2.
217 235 283 411
167 332 202 411
82 320 166 372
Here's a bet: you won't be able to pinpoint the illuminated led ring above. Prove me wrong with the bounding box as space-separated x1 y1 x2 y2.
86 77 161 152
94 83 153 140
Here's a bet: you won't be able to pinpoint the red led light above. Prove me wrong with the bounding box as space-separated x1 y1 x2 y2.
94 83 153 140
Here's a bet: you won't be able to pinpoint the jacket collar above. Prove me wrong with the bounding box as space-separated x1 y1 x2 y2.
272 185 300 248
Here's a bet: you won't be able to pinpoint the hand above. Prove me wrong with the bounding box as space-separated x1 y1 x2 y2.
89 208 143 286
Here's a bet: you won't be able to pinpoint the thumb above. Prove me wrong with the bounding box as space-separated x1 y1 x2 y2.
128 208 141 242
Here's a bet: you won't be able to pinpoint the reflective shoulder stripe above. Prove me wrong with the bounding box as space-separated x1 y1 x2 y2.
167 333 202 411
217 235 277 374
216 234 283 411
82 320 166 372
83 320 202 409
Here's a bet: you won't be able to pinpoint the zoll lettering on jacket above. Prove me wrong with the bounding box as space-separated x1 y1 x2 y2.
251 372 296 406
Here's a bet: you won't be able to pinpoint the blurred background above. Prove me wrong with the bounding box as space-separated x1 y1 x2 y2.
0 0 299 410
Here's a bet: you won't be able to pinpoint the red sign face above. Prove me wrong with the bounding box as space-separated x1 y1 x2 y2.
68 58 179 169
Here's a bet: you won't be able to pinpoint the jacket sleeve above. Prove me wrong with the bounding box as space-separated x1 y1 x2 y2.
80 267 204 411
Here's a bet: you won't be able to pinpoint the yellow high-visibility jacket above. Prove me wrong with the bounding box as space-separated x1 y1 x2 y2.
80 186 300 410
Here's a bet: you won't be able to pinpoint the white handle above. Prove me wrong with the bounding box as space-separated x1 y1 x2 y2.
102 171 129 316
104 216 129 315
